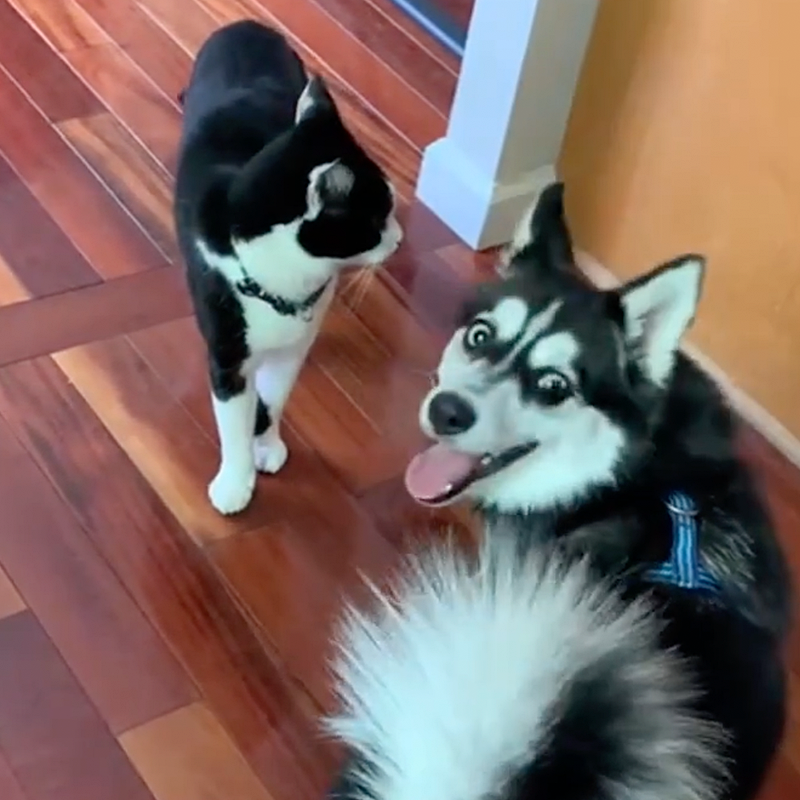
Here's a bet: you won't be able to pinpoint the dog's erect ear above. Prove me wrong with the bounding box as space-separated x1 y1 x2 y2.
502 181 574 274
617 255 706 386
295 75 337 124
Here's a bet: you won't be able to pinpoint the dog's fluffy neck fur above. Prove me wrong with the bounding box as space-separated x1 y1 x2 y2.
479 351 791 638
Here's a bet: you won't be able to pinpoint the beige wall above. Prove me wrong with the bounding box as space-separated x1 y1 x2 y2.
559 0 800 438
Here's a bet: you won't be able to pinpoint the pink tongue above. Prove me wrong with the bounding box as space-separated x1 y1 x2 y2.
404 443 481 502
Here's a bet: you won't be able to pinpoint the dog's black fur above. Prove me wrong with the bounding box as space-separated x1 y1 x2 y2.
487 184 791 800
327 184 791 800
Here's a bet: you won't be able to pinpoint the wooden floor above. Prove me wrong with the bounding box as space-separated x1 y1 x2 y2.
0 1 795 799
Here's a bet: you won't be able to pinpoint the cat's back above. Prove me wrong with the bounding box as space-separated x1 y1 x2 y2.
179 21 306 161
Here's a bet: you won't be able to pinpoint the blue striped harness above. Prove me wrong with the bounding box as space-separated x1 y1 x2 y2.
643 491 720 593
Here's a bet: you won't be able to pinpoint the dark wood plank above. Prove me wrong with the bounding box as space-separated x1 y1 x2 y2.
6 354 337 800
0 65 166 278
0 154 101 298
9 0 109 52
73 0 191 103
58 113 177 261
65 44 182 172
0 267 191 366
0 0 102 122
0 360 197 733
431 0 474 29
0 748 28 800
0 611 155 800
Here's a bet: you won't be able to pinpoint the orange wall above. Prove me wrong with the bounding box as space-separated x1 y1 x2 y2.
559 0 800 437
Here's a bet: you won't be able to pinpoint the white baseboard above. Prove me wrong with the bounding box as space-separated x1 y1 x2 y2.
576 250 800 470
415 139 556 250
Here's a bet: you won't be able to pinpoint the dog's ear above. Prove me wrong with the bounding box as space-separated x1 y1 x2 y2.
616 255 706 385
501 182 574 274
295 75 337 124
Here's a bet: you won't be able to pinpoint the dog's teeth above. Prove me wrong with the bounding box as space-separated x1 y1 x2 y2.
480 454 493 466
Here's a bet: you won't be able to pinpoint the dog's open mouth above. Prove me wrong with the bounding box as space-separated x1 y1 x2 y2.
404 441 538 505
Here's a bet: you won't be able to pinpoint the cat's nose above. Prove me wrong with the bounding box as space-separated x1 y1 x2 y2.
428 391 476 436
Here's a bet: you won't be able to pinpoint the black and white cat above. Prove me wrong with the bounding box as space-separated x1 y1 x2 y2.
175 21 402 515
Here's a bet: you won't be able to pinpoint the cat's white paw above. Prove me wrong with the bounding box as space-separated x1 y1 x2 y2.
208 467 257 515
254 436 288 474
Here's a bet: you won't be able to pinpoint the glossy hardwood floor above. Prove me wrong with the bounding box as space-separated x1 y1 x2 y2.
0 2 795 800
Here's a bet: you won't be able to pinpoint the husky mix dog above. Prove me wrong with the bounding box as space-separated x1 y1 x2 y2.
325 184 791 800
175 20 402 515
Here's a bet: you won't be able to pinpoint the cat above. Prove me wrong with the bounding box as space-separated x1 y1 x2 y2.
175 20 402 515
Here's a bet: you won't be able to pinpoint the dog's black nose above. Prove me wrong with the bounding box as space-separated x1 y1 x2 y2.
428 391 476 436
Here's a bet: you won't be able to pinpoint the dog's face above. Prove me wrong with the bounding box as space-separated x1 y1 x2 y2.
405 183 705 514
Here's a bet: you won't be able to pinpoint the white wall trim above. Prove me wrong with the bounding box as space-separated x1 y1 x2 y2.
576 250 800 470
416 0 599 249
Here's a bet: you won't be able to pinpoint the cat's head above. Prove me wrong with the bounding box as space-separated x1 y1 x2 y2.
230 75 403 271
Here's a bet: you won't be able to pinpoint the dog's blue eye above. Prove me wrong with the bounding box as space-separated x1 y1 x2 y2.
464 319 495 351
533 369 573 406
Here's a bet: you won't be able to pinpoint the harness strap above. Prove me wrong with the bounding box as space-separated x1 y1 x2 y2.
642 491 720 593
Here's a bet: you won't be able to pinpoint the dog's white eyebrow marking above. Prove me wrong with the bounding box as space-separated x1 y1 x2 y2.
496 300 561 373
529 332 580 373
488 297 529 341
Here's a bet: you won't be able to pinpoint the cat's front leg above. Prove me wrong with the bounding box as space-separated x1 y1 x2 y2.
208 364 259 515
253 332 317 474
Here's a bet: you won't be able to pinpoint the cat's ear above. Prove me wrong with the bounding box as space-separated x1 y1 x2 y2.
616 255 705 385
295 75 337 124
306 160 354 217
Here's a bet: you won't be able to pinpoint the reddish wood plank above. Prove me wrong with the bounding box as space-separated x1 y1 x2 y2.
52 333 284 543
244 0 444 149
0 749 27 800
6 357 337 800
211 478 399 710
0 254 31 306
0 611 155 800
0 65 165 278
59 113 177 261
0 563 24 620
137 0 219 54
0 267 191 366
65 44 181 172
0 360 196 733
0 0 102 122
121 703 273 800
759 752 800 799
365 0 459 71
286 0 455 116
9 0 109 52
385 246 474 332
0 153 101 297
73 0 191 102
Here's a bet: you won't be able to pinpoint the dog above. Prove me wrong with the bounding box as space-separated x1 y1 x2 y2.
175 21 402 515
326 183 791 800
